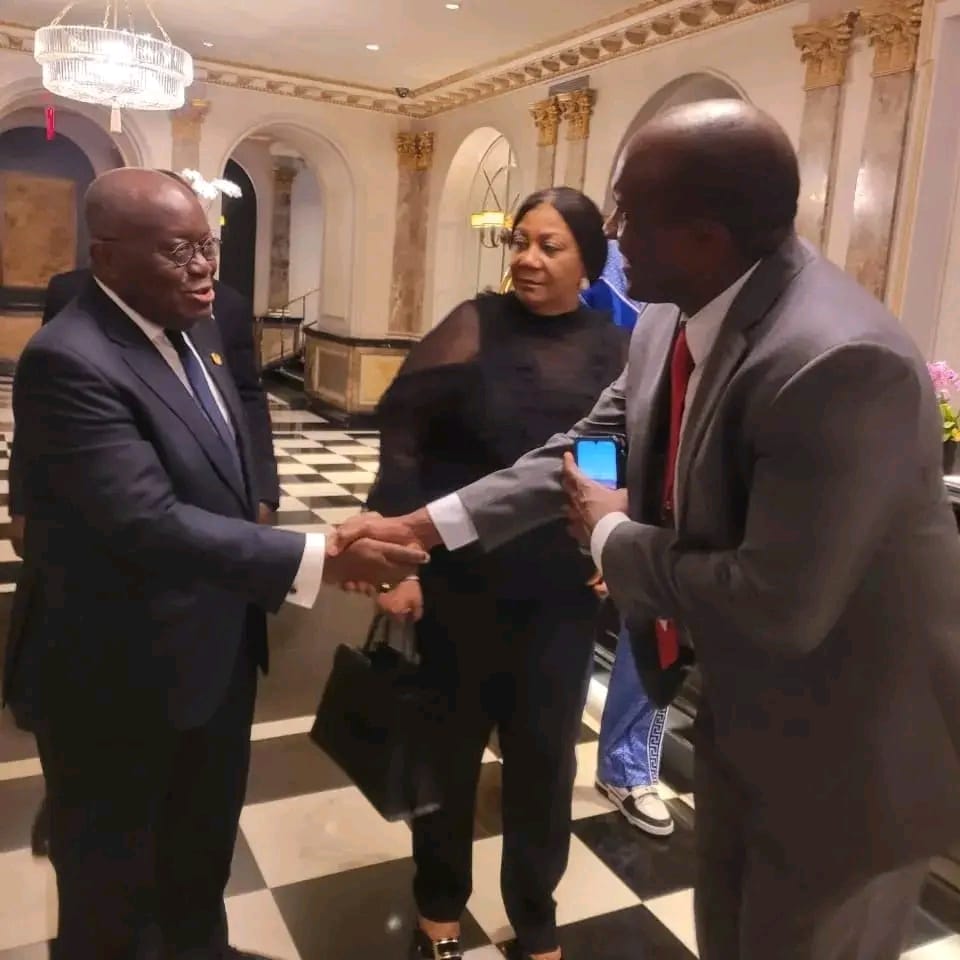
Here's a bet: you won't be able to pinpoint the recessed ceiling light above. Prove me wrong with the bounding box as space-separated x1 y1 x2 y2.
366 43 380 51
445 2 461 8
202 40 214 47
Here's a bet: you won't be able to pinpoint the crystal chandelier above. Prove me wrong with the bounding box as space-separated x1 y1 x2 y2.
34 1 193 132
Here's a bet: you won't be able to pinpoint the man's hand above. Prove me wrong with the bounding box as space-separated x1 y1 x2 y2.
562 452 628 544
323 537 428 589
257 502 277 525
378 577 424 623
329 509 439 557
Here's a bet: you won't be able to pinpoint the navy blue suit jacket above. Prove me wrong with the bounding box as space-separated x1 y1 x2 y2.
4 282 304 729
34 268 280 511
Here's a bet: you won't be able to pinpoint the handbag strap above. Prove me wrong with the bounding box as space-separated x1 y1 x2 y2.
362 612 419 663
363 612 389 653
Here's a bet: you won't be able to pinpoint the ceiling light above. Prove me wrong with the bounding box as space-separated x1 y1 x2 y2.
366 43 380 51
445 3 461 8
202 41 214 48
33 2 193 134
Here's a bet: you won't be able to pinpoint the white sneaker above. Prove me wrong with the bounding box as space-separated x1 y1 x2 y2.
595 780 675 837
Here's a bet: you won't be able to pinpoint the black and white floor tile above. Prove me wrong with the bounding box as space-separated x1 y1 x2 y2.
0 388 957 957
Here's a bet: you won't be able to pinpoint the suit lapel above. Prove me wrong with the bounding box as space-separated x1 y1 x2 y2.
88 285 250 511
675 235 813 523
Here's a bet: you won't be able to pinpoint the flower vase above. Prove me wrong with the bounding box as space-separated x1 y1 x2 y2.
945 440 958 475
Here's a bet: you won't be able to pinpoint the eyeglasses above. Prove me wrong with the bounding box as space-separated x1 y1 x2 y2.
93 236 221 268
167 237 220 267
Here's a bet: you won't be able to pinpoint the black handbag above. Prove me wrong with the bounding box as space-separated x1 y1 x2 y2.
310 613 444 822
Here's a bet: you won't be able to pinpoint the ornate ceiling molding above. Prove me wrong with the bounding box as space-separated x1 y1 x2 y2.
1 0 799 119
413 0 796 115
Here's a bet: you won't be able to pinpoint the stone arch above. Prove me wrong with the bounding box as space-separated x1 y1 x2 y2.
0 78 148 169
215 119 356 327
603 71 747 209
432 126 515 324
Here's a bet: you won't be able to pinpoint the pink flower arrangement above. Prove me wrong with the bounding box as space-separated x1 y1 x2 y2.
929 361 960 398
928 361 960 443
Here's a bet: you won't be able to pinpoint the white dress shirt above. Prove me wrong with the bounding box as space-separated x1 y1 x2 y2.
97 279 326 607
426 263 760 572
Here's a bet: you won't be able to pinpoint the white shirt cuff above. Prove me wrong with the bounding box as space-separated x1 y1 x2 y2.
591 512 630 573
426 494 480 551
286 532 326 608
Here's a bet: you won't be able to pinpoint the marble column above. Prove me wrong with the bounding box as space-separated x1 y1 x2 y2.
792 12 858 247
530 97 561 189
388 132 434 335
557 89 596 191
268 157 300 311
169 98 209 173
845 0 923 299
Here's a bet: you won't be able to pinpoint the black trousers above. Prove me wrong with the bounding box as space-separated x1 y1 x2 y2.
36 645 257 960
694 742 928 960
411 586 596 954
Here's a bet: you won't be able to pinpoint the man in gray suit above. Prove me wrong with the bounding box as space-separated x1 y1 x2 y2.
335 101 960 958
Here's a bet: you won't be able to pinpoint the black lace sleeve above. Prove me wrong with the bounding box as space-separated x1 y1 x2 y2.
366 301 480 516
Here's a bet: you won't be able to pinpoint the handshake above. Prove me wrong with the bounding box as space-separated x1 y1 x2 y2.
318 452 630 592
320 507 439 591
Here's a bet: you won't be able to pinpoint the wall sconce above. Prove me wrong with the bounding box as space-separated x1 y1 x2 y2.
470 210 513 249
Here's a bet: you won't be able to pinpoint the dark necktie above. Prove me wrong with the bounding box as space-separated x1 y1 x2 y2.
165 329 243 480
655 323 695 668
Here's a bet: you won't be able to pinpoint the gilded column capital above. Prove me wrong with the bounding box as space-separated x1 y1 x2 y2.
396 132 434 171
170 99 209 140
272 157 300 187
860 0 923 77
414 132 435 171
530 96 561 148
792 12 859 90
557 89 596 142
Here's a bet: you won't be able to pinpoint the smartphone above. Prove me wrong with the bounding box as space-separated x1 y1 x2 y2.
572 436 624 490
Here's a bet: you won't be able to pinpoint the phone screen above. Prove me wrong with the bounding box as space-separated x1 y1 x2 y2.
573 438 621 490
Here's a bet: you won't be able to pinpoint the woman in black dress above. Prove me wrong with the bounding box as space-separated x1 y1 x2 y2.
367 188 627 960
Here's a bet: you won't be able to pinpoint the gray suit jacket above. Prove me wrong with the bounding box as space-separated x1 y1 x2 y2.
454 234 960 887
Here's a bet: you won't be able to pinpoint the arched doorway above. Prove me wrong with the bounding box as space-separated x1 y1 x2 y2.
432 127 519 325
219 123 353 331
0 112 121 313
219 158 257 305
603 72 746 211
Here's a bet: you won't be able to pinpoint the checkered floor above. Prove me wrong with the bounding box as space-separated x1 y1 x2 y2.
0 389 958 958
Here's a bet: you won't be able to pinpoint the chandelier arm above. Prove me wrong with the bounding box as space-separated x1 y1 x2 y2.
123 0 135 32
144 0 173 43
50 1 78 27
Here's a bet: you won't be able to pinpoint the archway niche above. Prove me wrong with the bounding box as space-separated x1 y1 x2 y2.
432 126 518 326
0 107 127 314
603 72 746 211
219 123 354 331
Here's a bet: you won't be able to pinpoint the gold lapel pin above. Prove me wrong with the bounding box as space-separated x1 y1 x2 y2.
210 352 224 366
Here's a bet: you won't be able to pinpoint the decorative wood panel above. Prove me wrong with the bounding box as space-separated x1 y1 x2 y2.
0 172 76 289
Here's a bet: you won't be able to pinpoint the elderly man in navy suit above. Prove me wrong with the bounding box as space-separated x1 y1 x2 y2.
4 167 425 960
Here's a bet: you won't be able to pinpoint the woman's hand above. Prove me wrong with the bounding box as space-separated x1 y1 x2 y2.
587 571 608 599
377 577 424 623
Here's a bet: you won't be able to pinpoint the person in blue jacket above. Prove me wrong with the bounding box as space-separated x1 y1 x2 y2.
582 240 674 837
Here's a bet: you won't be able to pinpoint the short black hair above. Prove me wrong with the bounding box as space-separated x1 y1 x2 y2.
513 186 608 283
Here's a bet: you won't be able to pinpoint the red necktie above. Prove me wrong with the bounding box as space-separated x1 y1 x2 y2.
655 323 695 668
